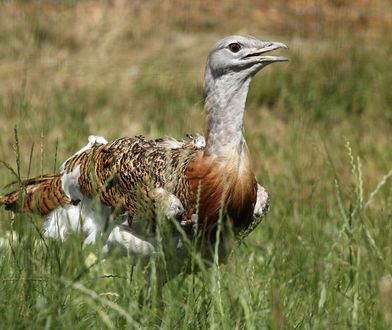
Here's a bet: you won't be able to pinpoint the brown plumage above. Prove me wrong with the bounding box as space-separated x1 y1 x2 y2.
0 135 256 234
185 149 257 233
64 136 198 224
1 35 287 241
0 174 69 214
61 135 256 233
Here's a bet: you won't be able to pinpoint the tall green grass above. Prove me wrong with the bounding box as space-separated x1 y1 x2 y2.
0 148 391 328
0 1 392 328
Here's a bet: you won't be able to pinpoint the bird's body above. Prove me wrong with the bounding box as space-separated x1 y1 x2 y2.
56 133 256 233
0 35 286 252
62 136 197 222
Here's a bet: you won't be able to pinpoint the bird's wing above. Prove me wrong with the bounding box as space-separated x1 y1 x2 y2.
61 135 203 217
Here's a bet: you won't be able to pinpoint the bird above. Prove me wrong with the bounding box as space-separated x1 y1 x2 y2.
0 35 287 253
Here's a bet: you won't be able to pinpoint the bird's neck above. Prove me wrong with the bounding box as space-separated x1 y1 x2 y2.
204 69 251 168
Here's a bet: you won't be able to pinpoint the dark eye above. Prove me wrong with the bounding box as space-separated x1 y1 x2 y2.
228 43 241 53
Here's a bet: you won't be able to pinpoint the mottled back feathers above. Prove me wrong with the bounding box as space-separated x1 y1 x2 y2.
62 136 200 221
0 174 68 215
1 134 257 234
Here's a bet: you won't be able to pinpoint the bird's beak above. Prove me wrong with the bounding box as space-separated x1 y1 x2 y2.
243 41 288 63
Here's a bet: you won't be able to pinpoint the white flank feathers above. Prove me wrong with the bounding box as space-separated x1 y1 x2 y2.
253 184 270 218
44 134 186 256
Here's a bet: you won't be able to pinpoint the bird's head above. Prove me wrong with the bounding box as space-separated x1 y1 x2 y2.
206 35 288 80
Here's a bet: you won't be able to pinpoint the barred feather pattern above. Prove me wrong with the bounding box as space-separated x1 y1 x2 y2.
61 135 257 233
1 134 259 235
0 174 69 214
62 136 200 226
0 35 289 251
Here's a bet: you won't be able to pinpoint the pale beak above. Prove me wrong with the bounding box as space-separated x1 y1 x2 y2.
243 41 288 63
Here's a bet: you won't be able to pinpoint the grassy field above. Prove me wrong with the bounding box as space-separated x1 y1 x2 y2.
0 1 392 328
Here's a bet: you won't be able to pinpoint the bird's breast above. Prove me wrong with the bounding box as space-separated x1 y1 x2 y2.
185 150 257 233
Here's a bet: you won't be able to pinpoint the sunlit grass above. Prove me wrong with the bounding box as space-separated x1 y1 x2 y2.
0 1 391 328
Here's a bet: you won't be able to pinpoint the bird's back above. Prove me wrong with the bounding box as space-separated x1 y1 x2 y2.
62 135 201 218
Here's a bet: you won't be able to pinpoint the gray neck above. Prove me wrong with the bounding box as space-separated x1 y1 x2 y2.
204 66 251 161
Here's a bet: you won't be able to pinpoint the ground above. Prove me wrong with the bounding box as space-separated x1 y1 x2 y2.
0 1 391 328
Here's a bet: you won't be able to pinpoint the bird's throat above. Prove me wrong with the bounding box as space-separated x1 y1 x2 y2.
204 73 251 171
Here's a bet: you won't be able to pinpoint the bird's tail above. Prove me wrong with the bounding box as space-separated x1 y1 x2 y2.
0 174 69 215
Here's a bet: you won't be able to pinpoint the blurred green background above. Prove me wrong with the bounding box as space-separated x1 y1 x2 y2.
0 1 391 328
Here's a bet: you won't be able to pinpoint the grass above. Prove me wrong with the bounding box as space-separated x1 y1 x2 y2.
0 1 392 328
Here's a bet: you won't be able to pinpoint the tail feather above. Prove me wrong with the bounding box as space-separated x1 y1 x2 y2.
0 174 69 215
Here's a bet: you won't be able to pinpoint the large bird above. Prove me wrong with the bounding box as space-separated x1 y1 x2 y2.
0 35 286 253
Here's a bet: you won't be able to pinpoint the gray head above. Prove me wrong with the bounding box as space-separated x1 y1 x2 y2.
206 35 288 80
203 36 287 157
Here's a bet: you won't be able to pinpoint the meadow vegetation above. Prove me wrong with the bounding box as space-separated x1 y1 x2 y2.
0 1 391 328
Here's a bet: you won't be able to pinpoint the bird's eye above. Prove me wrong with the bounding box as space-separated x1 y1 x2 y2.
228 43 241 53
